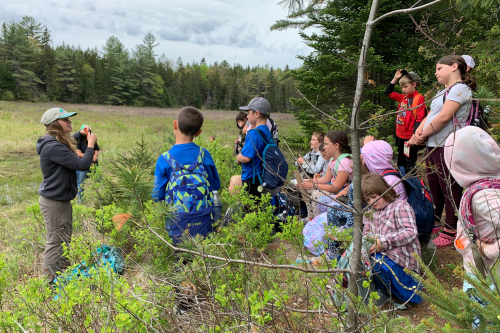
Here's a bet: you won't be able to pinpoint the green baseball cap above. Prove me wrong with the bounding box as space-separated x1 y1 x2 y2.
41 108 77 126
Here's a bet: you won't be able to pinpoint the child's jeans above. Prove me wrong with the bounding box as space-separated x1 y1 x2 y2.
371 254 422 304
76 170 90 203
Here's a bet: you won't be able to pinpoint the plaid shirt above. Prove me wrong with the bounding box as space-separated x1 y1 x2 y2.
363 200 421 271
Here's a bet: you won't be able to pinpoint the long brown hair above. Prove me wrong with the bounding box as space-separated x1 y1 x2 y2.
46 121 77 153
437 55 477 91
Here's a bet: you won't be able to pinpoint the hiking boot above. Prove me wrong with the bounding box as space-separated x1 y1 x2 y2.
374 289 390 308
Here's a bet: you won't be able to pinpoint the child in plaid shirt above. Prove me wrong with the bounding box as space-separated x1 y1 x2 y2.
362 173 422 306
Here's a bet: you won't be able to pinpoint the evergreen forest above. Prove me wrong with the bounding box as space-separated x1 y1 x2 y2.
0 16 298 111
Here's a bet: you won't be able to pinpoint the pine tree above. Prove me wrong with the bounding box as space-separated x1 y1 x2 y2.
54 47 80 102
132 33 161 106
0 21 43 100
102 36 136 105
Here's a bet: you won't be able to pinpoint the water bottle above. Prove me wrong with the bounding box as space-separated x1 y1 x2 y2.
212 190 222 222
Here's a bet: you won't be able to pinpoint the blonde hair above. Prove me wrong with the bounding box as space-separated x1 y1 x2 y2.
361 173 397 203
399 76 414 86
46 121 76 153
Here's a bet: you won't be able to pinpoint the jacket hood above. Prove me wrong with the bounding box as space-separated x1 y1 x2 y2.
36 135 57 155
362 140 394 174
444 127 500 188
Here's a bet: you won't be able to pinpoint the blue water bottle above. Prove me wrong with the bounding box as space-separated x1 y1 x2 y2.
212 190 222 222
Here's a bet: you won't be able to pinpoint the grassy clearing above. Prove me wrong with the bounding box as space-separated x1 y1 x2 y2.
0 101 300 258
0 101 465 331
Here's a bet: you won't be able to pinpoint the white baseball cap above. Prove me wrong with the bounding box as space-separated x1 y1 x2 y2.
462 55 475 69
41 108 77 126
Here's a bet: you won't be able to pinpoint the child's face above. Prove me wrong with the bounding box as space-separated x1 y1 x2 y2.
320 150 327 160
310 135 321 151
365 194 388 210
435 63 458 84
401 82 417 95
323 137 339 157
237 120 246 128
246 110 257 126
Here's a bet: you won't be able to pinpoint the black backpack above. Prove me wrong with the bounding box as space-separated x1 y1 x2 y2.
252 128 288 194
381 168 434 237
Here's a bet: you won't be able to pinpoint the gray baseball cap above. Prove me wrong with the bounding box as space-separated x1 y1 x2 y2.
239 97 271 115
41 108 77 126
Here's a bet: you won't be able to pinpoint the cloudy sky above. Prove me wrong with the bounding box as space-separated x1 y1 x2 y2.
1 0 312 68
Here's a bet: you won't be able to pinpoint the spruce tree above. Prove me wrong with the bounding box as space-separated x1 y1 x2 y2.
0 21 43 100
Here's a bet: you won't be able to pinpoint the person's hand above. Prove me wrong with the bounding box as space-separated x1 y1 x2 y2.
415 128 426 145
369 239 383 255
363 135 375 146
297 155 304 165
393 69 403 80
93 156 98 162
234 138 239 144
408 135 417 146
301 180 313 190
477 238 495 256
80 125 90 136
314 173 321 179
87 133 97 147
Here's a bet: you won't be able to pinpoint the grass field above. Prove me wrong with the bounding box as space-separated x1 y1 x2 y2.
0 101 299 210
0 101 466 331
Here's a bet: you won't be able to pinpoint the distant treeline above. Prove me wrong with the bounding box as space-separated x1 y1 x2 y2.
0 16 299 111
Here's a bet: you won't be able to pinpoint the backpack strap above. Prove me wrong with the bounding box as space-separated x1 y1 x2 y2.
410 93 424 118
459 178 500 278
460 178 500 238
255 127 272 145
161 148 204 173
333 153 351 176
381 169 401 179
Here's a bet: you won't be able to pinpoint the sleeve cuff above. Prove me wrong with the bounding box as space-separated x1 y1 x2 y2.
483 244 500 260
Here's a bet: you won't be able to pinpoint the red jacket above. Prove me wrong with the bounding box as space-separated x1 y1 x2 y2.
388 89 426 140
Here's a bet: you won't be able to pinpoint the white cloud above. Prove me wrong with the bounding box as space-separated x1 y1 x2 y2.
0 0 312 68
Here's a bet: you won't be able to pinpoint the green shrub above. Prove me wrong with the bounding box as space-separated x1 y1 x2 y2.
0 90 14 101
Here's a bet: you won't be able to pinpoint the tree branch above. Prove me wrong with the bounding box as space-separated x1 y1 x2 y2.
408 13 446 48
371 0 448 26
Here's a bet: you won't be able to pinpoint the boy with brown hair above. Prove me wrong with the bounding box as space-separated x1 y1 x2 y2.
385 69 427 172
152 107 221 244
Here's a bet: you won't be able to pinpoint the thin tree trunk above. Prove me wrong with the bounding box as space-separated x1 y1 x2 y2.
346 0 380 329
346 0 447 329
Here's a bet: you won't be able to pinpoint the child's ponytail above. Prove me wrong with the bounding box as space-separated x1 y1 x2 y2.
462 72 477 92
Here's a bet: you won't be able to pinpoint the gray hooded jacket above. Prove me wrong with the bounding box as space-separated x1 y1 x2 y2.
36 133 94 201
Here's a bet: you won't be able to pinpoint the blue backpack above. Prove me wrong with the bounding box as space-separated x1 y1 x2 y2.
161 148 214 244
252 128 289 193
381 168 434 236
